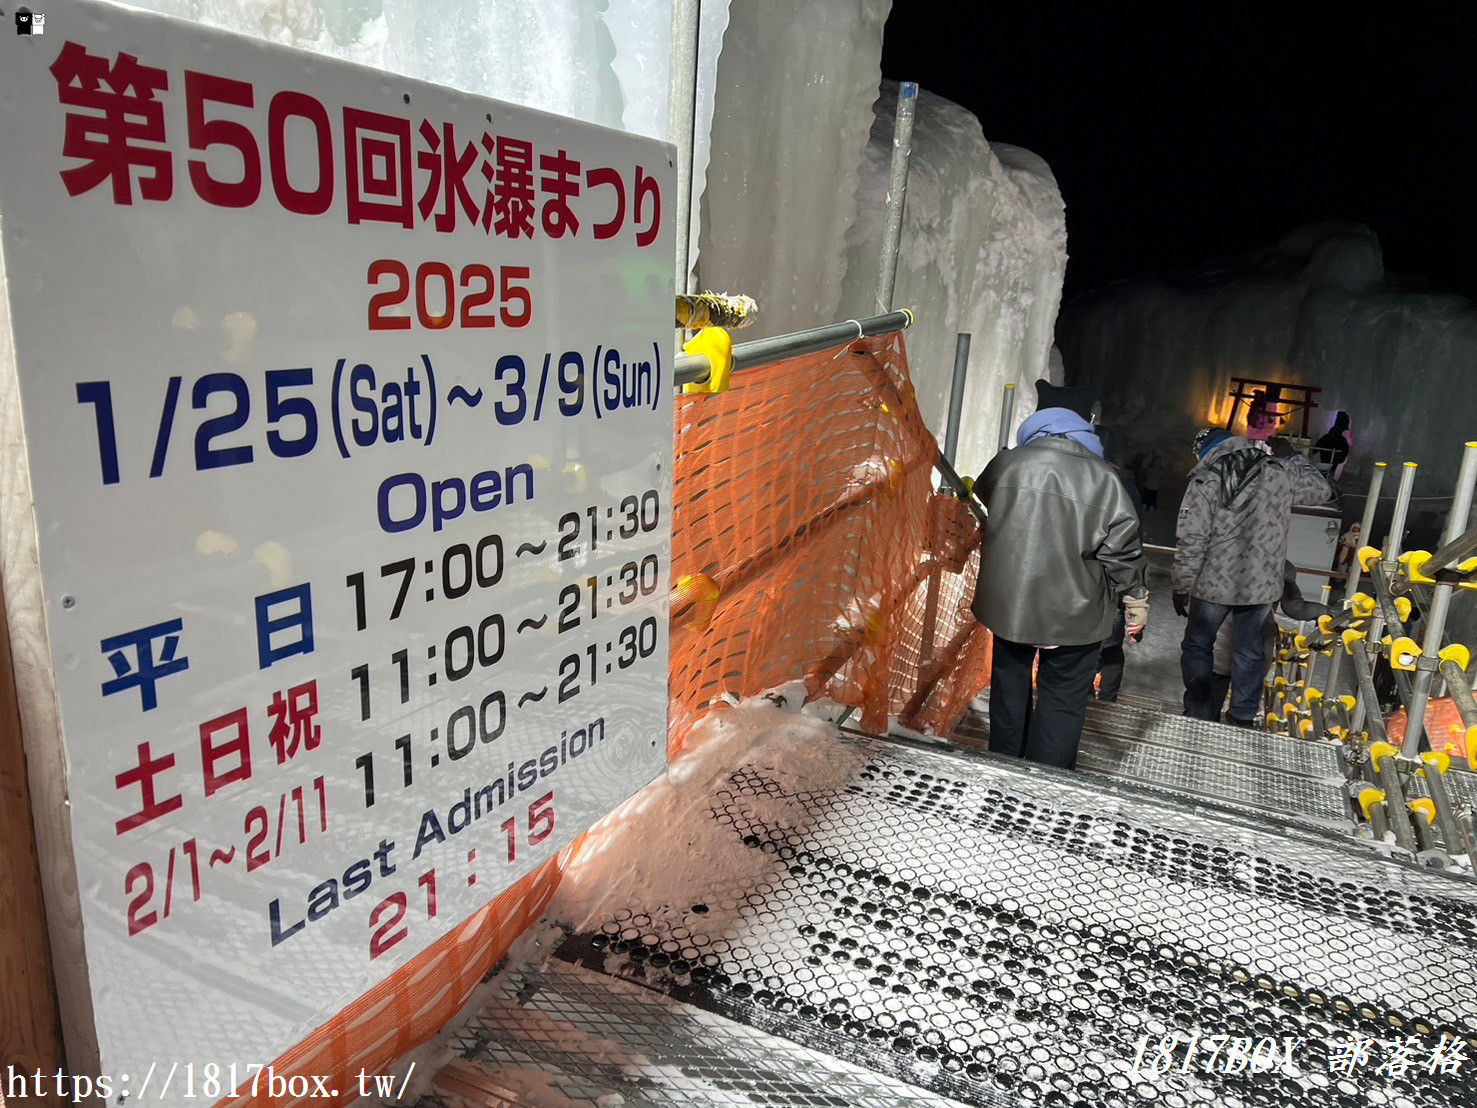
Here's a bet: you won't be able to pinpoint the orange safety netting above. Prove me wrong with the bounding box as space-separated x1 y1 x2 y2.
1386 699 1474 762
224 331 988 1107
667 331 988 747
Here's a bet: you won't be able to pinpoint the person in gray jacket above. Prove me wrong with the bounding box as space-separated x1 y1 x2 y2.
1173 430 1334 724
1207 560 1332 714
975 407 1149 768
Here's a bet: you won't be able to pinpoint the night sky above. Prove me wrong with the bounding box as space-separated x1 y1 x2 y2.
880 5 1477 303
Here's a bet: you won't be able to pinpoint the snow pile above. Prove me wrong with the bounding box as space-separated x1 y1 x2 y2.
837 84 1069 481
550 699 868 946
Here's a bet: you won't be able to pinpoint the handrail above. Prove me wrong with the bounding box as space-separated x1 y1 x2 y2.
934 451 986 526
1423 523 1477 579
673 310 915 388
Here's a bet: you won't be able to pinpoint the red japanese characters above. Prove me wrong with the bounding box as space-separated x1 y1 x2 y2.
51 40 663 246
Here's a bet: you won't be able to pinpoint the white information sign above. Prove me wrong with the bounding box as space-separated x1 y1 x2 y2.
0 0 672 1089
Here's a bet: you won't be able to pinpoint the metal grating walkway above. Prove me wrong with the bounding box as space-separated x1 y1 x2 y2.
421 960 974 1108
955 699 1353 830
422 731 1477 1108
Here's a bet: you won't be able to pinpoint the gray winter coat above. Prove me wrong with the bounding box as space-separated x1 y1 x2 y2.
1172 438 1334 606
972 437 1148 646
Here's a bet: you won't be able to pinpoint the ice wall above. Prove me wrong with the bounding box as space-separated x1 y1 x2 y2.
696 0 893 338
837 84 1068 481
121 1 1073 481
129 0 660 134
126 0 728 278
1059 223 1477 500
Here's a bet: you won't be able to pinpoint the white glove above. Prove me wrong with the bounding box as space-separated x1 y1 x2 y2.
1123 593 1149 636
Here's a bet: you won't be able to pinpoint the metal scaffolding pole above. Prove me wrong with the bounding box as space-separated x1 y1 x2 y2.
1439 657 1477 731
1422 762 1465 859
1401 441 1477 755
921 334 972 672
1350 643 1417 852
875 82 918 315
996 383 1017 455
672 310 914 388
667 0 701 296
1325 463 1387 699
1353 462 1418 733
941 333 971 467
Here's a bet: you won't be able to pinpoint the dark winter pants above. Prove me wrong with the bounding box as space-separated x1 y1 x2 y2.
1181 598 1274 722
1096 610 1127 702
1208 671 1233 718
989 637 1102 769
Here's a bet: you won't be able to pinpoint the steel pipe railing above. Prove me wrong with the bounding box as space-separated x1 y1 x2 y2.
996 383 1017 455
1401 441 1477 755
1325 462 1387 698
1439 658 1477 732
672 309 915 389
1421 526 1477 580
935 452 986 526
1349 641 1417 852
875 82 918 315
1420 440 1477 577
1354 462 1419 732
940 333 971 467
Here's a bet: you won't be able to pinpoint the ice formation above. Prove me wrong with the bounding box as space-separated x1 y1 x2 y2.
695 0 893 337
126 0 730 279
1059 222 1477 497
838 84 1069 481
128 0 668 136
129 3 1071 474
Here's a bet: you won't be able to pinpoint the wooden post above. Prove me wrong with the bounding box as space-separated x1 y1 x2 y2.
2 238 98 1091
0 571 66 1098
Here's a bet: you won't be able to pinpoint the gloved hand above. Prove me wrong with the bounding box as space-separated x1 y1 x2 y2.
1123 594 1149 640
1173 591 1191 618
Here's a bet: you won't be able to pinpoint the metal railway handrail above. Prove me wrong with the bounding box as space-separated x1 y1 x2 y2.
672 310 915 389
934 452 987 526
671 308 988 528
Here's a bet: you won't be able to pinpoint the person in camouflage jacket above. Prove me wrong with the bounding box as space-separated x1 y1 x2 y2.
1172 430 1333 724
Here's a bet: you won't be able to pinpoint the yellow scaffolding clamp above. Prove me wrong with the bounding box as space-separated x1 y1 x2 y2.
1368 741 1400 773
1399 550 1435 586
1407 798 1436 826
1416 751 1451 779
1404 549 1477 591
1350 593 1377 620
674 572 722 631
1357 788 1386 821
1388 636 1422 672
1440 643 1472 671
681 327 735 395
1340 628 1366 655
1357 547 1384 574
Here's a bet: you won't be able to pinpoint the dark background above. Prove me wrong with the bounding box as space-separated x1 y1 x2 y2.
880 4 1477 302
